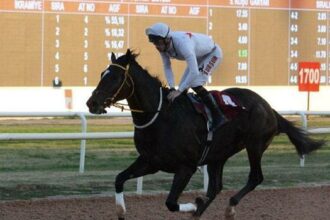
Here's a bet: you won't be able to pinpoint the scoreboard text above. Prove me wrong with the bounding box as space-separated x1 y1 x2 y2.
1 0 330 87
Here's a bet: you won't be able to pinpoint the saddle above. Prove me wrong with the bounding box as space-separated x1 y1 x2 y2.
187 90 246 165
187 90 246 124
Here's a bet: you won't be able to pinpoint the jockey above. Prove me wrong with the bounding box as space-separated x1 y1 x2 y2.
145 22 228 130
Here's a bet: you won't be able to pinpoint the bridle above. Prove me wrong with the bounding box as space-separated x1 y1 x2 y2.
92 63 137 111
93 62 163 129
103 63 135 108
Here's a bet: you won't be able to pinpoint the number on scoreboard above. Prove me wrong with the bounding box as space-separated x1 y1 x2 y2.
298 62 320 92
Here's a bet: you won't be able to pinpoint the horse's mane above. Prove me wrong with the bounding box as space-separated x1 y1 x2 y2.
128 50 166 89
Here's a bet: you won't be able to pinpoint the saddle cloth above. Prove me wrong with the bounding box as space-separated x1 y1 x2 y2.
187 90 246 121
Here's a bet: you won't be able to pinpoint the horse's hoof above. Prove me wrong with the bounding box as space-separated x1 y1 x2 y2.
194 196 210 217
116 205 126 220
224 206 236 220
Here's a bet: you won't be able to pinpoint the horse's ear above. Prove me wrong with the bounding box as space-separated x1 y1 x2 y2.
111 52 116 63
126 49 131 59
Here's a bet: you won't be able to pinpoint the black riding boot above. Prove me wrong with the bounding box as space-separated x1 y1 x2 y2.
193 86 228 131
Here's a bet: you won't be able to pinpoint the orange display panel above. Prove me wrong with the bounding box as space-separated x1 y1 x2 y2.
0 0 330 87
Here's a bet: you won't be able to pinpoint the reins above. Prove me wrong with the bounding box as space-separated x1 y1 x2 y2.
112 102 144 113
133 87 163 129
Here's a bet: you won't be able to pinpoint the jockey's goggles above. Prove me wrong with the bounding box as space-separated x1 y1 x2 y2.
148 34 166 44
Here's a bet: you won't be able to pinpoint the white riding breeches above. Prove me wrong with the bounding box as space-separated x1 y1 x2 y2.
181 45 223 88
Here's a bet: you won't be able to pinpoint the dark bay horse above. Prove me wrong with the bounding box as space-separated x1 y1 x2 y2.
86 49 324 219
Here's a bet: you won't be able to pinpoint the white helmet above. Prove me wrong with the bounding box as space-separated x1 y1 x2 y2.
145 23 170 42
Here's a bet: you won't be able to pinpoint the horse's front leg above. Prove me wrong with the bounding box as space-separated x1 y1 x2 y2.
194 161 225 217
115 156 158 220
166 166 197 213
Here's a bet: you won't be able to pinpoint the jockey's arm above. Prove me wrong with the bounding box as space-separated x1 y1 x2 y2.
161 53 175 88
178 47 199 92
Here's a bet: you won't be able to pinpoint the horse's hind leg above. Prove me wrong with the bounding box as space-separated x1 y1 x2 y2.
225 143 265 218
194 161 225 217
165 166 197 213
115 156 158 220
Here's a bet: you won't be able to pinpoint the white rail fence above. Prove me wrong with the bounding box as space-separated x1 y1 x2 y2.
0 111 329 194
0 112 132 174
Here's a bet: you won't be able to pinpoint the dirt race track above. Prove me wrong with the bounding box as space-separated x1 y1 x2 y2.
0 186 330 220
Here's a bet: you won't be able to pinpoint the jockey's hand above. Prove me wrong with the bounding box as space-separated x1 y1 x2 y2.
167 90 182 102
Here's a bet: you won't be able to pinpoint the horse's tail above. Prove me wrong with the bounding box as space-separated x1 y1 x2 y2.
274 110 324 156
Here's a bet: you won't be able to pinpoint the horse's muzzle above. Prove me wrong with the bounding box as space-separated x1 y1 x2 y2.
86 97 107 114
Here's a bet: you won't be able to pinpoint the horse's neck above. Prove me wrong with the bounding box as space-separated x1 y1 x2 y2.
126 64 162 114
127 86 160 112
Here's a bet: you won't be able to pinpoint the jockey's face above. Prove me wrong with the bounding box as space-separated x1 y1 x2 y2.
152 38 170 52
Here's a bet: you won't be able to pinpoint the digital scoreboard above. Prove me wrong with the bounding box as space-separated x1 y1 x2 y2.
1 0 330 87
